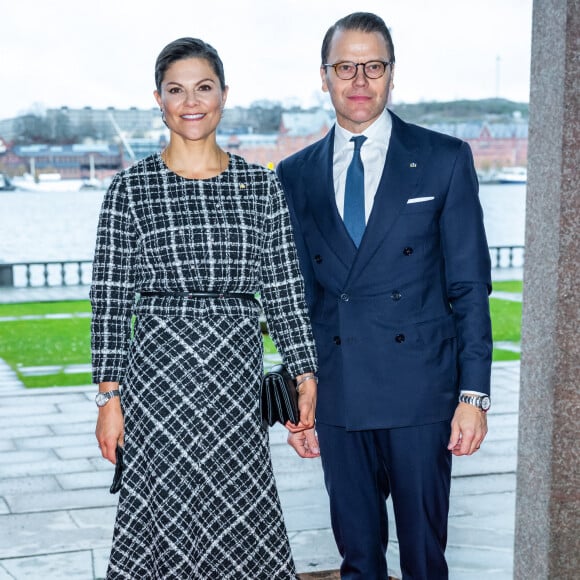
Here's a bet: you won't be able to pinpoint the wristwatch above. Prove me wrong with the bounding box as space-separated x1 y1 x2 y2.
95 390 121 408
458 393 491 412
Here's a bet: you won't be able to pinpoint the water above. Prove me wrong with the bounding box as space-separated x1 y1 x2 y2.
479 184 526 247
0 189 106 262
0 184 526 263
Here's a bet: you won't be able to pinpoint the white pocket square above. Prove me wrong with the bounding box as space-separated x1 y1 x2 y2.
407 196 435 204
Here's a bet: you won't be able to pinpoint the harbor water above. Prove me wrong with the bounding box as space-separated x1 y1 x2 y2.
0 184 526 263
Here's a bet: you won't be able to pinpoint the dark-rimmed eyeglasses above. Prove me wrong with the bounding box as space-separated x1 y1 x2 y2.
323 60 393 80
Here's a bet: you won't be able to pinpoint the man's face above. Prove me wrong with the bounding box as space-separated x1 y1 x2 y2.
321 28 394 134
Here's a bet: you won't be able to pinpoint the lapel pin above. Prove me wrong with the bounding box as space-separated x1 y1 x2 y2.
409 162 417 168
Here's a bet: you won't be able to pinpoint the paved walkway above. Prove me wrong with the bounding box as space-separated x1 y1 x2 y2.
0 275 522 579
0 364 520 580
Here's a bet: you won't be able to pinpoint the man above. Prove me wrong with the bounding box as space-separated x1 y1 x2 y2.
277 12 492 580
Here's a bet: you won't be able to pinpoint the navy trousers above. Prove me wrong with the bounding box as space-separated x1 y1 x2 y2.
316 420 452 580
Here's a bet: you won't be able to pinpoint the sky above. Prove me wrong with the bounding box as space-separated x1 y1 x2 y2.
1 0 533 120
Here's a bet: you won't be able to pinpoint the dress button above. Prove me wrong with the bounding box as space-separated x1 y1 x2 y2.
314 254 322 263
403 247 414 256
391 291 402 301
333 336 342 345
340 293 350 302
395 333 406 343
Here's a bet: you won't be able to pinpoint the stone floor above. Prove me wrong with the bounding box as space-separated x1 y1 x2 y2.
0 362 520 579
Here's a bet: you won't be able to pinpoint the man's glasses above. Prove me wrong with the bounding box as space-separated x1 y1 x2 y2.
323 60 393 80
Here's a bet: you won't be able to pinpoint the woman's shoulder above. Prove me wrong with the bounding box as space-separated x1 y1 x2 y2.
103 154 162 202
228 153 276 179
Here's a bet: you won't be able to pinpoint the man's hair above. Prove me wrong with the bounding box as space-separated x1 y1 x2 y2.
154 37 226 93
321 12 395 65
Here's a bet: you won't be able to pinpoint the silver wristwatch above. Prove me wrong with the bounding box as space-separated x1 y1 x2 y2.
458 393 491 412
95 390 121 407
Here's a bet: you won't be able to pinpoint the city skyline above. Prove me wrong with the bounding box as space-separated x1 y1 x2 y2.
2 0 532 120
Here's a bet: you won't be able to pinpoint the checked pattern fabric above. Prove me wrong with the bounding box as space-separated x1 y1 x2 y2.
90 153 317 579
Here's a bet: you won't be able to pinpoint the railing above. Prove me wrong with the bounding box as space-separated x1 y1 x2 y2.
0 246 525 288
488 245 525 269
0 260 93 288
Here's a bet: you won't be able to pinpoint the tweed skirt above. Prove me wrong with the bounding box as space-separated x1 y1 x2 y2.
106 310 296 579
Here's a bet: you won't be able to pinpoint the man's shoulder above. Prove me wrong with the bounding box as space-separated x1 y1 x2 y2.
390 110 465 150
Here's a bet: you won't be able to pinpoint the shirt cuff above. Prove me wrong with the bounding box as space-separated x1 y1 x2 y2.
460 389 487 397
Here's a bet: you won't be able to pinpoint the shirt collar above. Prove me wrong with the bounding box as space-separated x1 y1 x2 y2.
334 109 392 153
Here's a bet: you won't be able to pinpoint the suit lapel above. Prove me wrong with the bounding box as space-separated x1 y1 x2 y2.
301 128 358 269
351 112 426 273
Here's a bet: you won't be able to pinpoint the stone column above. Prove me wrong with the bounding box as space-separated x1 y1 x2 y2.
514 0 579 578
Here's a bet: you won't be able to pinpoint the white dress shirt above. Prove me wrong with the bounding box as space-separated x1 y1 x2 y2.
333 108 392 222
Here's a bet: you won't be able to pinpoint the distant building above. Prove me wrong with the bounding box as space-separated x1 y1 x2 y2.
220 109 334 167
3 144 123 180
0 105 528 178
424 121 528 170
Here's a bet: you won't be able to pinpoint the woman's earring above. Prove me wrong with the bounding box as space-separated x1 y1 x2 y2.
160 108 167 126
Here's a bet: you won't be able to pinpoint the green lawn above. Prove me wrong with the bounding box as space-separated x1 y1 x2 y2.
0 301 92 387
492 280 523 293
489 298 522 343
0 290 522 388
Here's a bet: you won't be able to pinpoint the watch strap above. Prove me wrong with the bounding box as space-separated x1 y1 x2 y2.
458 393 490 412
95 389 121 407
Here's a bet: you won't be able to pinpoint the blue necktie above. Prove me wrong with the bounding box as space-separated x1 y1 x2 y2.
343 135 367 247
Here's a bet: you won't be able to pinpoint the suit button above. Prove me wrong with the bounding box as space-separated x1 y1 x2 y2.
314 254 322 263
391 290 402 301
340 293 350 302
395 333 406 343
333 336 341 345
403 247 414 256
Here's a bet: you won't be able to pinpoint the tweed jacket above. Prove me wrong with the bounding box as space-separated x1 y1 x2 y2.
90 153 317 383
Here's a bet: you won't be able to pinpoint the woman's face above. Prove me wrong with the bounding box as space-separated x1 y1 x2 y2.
154 57 228 143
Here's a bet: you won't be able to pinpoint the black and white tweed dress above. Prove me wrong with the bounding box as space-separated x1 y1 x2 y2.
90 153 317 579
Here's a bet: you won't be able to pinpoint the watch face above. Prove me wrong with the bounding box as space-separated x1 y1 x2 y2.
95 393 109 407
481 396 491 411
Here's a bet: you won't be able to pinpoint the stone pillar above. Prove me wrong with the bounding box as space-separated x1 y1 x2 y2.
514 0 579 578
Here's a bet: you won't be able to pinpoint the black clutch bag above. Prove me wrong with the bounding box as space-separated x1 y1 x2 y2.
261 364 300 427
109 444 124 494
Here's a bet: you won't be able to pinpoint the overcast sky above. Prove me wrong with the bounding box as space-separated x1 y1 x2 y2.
2 0 533 119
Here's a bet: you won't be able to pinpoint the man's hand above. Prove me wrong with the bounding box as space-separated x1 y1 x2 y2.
287 427 320 458
448 403 488 456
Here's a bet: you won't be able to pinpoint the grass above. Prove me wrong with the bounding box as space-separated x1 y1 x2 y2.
489 298 522 343
0 288 522 387
492 280 523 293
0 301 92 387
0 300 91 317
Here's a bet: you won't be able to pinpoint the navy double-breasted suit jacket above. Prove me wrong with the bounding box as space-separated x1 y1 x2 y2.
277 110 492 431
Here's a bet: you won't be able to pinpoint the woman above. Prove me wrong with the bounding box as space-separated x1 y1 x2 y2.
91 37 318 579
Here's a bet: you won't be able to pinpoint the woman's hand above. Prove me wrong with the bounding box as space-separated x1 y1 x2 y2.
287 427 320 458
95 383 125 464
285 374 317 433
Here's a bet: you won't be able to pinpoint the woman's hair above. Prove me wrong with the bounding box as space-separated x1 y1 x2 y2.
155 37 226 92
321 12 395 65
